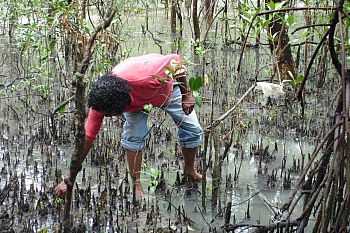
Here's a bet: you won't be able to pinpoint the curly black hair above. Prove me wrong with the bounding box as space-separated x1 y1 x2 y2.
88 74 132 116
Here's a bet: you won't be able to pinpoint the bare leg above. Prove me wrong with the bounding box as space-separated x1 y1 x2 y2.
182 147 202 180
126 150 144 199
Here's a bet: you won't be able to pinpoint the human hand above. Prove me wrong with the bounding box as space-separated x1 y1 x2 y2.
182 93 195 115
54 180 67 197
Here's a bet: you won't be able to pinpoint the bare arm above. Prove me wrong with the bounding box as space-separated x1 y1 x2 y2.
53 139 93 197
176 72 195 115
54 139 93 196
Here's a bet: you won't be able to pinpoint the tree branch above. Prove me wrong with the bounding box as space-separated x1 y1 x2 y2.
237 7 335 73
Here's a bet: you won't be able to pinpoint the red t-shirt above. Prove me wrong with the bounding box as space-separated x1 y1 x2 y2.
85 54 183 141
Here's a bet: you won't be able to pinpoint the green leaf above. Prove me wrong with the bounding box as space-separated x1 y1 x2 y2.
143 103 153 113
343 3 350 12
192 91 202 107
285 14 294 26
240 14 251 23
150 74 164 80
58 105 65 114
55 197 64 205
267 0 276 10
287 70 295 80
295 75 304 85
275 1 286 10
170 59 178 70
150 74 168 84
164 66 175 77
37 227 48 233
83 25 90 34
189 76 202 91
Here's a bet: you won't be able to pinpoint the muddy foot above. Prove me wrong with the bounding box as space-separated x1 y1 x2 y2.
184 171 203 181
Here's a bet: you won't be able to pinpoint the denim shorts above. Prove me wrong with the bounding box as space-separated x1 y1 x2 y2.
121 86 203 151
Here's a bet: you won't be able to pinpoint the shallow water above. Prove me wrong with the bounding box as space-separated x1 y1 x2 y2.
0 104 316 232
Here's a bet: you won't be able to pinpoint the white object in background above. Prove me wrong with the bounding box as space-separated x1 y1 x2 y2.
255 82 284 98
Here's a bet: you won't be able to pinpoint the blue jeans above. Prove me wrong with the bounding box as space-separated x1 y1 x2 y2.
121 86 203 152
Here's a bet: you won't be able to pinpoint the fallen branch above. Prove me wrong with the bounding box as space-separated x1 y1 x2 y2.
224 220 299 232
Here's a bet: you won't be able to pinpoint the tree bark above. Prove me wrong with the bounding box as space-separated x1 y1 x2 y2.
267 0 297 81
63 7 117 232
192 0 200 41
170 0 177 53
204 0 216 26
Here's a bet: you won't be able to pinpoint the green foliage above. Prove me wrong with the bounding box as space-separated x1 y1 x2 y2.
143 167 160 194
189 76 202 91
33 84 50 100
283 73 304 87
189 76 203 107
289 30 310 45
0 0 141 100
191 39 205 57
143 103 153 113
54 197 64 205
268 108 277 122
161 60 203 108
192 91 202 107
37 227 48 233
194 45 205 57
266 0 286 11
58 105 65 114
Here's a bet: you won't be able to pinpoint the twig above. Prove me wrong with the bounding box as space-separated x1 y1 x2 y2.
328 6 342 75
0 94 42 99
291 23 330 34
203 7 225 42
297 30 329 108
146 28 163 54
0 76 30 89
51 95 75 115
0 183 11 203
258 192 279 216
206 83 256 132
79 9 117 74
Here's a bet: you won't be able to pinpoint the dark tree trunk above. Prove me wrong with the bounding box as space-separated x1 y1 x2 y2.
223 0 228 45
204 0 216 26
193 0 200 41
267 0 297 81
62 8 117 232
170 0 177 53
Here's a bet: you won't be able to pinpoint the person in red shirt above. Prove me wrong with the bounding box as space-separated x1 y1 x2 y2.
54 54 203 199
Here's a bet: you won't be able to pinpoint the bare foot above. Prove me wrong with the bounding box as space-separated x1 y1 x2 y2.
184 170 203 181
